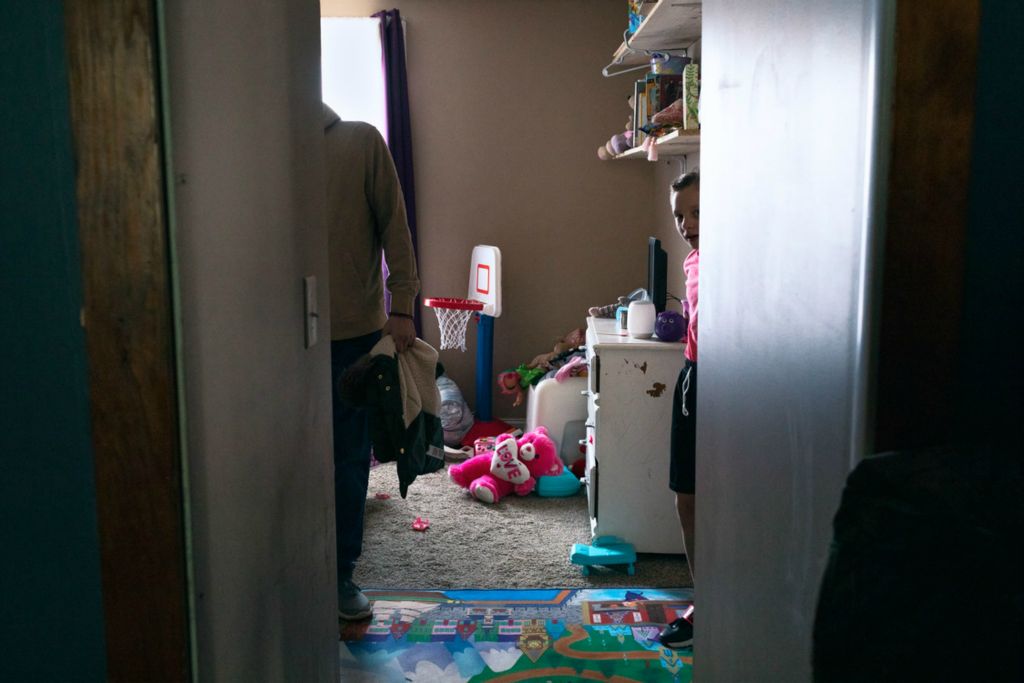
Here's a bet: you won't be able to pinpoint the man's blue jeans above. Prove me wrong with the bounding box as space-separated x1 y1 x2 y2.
331 330 381 583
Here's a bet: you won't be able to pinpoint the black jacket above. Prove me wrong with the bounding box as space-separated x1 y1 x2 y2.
340 342 445 497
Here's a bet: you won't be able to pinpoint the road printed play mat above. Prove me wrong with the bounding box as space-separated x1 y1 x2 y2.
339 587 694 682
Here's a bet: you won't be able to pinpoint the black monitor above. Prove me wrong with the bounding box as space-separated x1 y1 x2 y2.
648 237 668 313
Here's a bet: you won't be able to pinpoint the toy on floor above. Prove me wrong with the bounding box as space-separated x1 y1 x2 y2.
536 468 581 497
570 535 637 576
448 427 562 504
443 445 474 462
519 426 563 479
472 427 522 455
448 433 531 503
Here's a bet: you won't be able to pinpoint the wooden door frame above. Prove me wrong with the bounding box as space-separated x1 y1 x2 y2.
872 0 981 452
64 2 190 680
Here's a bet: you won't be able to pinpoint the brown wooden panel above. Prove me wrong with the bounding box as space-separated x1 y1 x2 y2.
63 2 190 680
874 0 981 452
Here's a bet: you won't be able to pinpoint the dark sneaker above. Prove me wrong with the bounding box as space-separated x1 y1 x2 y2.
338 578 372 621
658 608 694 649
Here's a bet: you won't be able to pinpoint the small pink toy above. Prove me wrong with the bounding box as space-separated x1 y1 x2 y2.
412 517 430 531
474 435 497 455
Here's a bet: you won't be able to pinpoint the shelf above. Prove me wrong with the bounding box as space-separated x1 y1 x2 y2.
611 0 702 68
602 0 701 161
614 128 699 160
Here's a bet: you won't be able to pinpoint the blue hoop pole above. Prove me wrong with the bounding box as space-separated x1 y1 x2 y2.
476 313 494 421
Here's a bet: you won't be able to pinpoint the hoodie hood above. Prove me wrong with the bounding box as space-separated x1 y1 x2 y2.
322 102 340 131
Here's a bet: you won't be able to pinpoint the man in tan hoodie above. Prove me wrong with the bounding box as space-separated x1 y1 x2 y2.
324 103 419 620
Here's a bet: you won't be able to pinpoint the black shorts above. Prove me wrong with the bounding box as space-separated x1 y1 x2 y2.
669 359 697 494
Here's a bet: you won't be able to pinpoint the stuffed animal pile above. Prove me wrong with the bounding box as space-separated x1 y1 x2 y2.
498 328 586 407
448 426 563 504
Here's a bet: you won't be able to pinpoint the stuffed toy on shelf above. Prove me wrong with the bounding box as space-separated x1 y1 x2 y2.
448 427 563 504
498 328 587 407
597 94 639 160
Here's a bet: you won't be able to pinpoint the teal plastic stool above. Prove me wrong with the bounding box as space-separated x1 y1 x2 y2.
570 535 637 576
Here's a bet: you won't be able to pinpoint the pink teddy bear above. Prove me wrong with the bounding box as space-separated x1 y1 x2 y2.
518 426 564 480
448 427 563 504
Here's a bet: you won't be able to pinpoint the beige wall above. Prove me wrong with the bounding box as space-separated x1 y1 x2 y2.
323 0 661 417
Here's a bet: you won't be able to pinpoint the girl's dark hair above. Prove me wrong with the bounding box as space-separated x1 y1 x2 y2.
671 169 700 191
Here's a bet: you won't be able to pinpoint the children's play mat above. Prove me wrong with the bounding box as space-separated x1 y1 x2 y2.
339 587 694 682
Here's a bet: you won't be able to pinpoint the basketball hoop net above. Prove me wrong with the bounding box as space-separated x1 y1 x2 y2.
424 297 484 351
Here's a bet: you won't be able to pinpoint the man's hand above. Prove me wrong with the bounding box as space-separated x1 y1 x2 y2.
383 315 416 353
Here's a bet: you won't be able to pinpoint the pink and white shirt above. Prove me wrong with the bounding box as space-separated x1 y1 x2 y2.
683 249 699 363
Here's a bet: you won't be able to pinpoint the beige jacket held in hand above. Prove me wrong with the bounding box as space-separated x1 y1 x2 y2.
323 104 420 341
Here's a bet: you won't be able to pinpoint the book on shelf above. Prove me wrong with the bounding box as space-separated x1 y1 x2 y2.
683 63 700 130
633 79 646 147
646 73 683 124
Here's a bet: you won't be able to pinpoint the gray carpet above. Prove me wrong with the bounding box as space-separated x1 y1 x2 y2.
353 461 693 590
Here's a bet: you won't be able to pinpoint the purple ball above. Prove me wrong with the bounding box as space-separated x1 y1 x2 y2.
655 310 686 342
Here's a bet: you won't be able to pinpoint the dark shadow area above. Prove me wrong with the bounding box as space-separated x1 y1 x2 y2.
814 444 1023 682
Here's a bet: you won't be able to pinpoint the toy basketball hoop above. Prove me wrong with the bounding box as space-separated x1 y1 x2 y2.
424 297 483 352
424 245 502 352
423 245 511 445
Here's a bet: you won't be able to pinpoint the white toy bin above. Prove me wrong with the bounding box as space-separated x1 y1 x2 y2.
525 376 588 466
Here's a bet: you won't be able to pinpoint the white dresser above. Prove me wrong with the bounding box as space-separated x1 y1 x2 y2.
584 316 686 554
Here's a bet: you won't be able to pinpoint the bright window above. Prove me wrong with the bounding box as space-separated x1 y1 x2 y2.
320 17 387 140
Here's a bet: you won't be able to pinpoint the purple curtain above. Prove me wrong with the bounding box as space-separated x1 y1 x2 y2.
374 9 422 337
